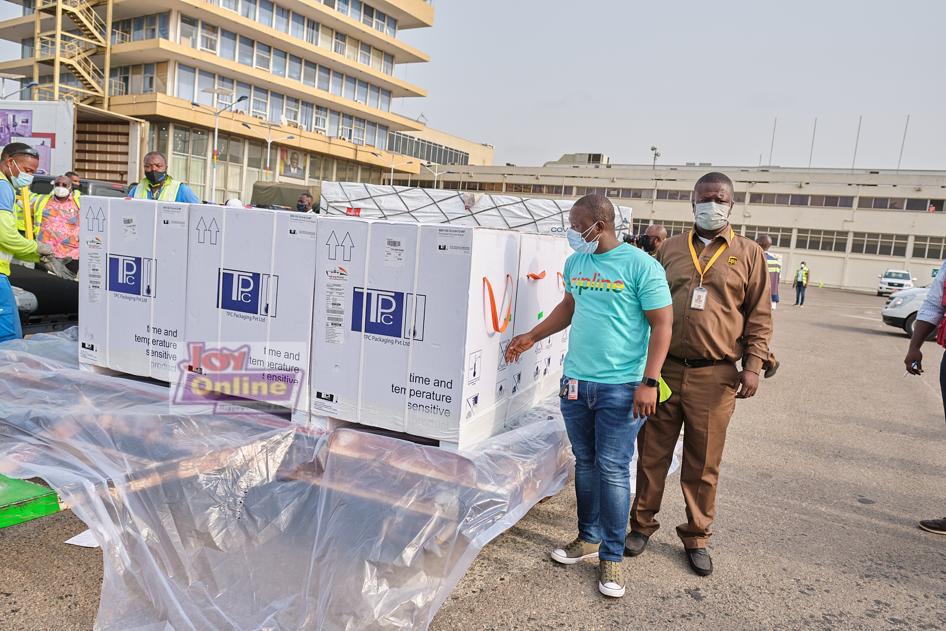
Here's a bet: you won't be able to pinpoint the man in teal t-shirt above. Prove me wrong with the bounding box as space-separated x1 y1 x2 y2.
505 194 672 599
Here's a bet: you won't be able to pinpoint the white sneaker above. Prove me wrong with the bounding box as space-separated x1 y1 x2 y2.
550 537 599 565
598 559 625 597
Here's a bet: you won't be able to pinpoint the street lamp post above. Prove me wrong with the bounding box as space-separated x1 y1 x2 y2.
194 92 248 203
370 151 412 184
421 162 446 189
650 145 661 170
0 80 37 100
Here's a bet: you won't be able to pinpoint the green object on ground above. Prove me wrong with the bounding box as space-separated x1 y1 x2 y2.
0 475 60 529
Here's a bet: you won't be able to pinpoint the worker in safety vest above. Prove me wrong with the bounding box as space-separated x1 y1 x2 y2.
0 143 53 341
34 175 80 276
793 261 810 307
756 234 782 310
0 144 38 238
127 151 200 203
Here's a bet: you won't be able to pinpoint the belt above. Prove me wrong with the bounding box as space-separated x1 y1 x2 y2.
667 354 731 368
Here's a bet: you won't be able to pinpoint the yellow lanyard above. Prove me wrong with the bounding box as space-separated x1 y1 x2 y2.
687 229 734 286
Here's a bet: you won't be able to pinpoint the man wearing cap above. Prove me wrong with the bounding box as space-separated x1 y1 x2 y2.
627 172 772 576
0 143 52 341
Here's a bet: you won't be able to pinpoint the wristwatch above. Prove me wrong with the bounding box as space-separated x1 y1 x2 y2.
642 377 660 388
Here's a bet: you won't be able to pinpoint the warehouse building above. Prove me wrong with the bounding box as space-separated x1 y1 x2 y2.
392 157 946 292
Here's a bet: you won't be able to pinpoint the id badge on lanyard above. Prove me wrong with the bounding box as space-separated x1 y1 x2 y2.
690 286 708 310
687 229 732 312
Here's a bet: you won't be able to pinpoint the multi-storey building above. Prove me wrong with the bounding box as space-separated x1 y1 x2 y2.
392 157 946 292
0 0 487 201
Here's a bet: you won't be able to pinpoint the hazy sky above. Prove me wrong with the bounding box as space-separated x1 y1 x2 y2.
395 0 946 169
3 0 944 169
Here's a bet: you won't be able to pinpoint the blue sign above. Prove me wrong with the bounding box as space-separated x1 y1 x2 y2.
217 268 278 316
352 288 426 340
107 254 154 297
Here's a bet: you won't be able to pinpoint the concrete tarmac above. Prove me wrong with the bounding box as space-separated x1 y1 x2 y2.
1 288 944 630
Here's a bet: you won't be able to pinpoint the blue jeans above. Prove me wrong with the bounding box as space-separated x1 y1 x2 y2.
560 377 646 562
795 284 807 305
0 275 22 343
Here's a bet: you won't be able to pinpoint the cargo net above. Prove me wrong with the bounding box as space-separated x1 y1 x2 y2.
319 182 632 236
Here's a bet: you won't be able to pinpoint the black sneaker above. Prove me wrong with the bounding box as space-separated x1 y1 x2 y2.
686 547 713 576
918 518 946 535
623 531 650 557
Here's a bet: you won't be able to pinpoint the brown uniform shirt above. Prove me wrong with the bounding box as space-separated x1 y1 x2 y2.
655 226 772 374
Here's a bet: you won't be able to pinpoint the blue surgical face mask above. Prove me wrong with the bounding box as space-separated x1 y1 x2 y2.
10 160 33 190
567 223 599 254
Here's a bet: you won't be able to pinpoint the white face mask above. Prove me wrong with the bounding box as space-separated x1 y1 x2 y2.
694 201 731 231
53 186 70 198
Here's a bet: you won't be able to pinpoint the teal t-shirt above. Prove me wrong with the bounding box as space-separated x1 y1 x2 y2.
563 243 672 384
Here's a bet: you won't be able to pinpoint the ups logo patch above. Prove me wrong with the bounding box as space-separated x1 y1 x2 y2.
727 256 738 265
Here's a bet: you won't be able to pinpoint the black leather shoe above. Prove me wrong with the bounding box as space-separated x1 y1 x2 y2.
623 531 650 557
686 547 713 576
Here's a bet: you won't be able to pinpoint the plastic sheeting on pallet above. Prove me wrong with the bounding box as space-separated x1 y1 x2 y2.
319 182 632 236
0 330 572 630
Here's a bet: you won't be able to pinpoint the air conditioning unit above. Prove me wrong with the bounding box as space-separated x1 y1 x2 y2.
286 120 300 129
253 113 267 121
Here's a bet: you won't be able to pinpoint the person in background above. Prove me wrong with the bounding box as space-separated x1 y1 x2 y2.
628 172 772 577
34 175 80 275
903 258 946 536
0 143 52 341
645 224 669 253
65 171 81 192
757 234 782 310
505 194 673 599
128 151 200 203
793 261 810 306
297 193 316 213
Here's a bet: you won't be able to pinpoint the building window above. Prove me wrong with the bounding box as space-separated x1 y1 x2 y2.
240 0 257 21
386 15 396 37
258 0 274 27
796 229 847 252
176 64 196 101
216 76 234 106
180 15 198 48
356 80 368 104
275 6 289 32
291 12 305 39
143 63 156 92
220 30 237 60
312 106 327 133
235 82 251 112
379 89 391 112
255 43 271 70
382 53 394 75
306 19 320 45
269 93 283 124
221 0 238 11
334 32 347 56
318 66 330 91
913 236 946 260
251 86 269 118
359 43 371 66
272 49 287 76
200 23 218 52
288 54 302 81
238 36 254 65
742 225 793 249
302 60 316 86
362 5 374 27
284 97 300 123
330 71 342 96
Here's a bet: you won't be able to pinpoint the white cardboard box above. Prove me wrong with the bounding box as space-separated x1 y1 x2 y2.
78 196 189 380
310 218 521 449
184 205 318 421
505 234 573 422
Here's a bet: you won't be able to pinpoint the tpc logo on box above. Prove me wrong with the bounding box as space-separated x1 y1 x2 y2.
352 288 426 340
107 254 155 297
217 268 279 317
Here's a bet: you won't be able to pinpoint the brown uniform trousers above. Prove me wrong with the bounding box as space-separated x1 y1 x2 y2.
630 358 738 549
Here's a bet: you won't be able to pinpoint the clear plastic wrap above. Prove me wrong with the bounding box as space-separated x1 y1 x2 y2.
0 332 572 630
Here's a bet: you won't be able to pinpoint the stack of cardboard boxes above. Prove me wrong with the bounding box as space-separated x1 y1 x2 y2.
79 192 606 450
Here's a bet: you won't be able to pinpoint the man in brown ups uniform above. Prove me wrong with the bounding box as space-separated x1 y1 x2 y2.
626 172 772 577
